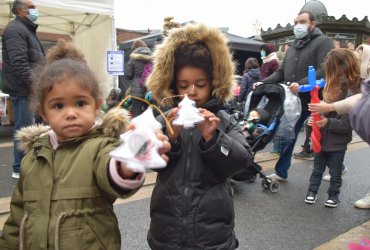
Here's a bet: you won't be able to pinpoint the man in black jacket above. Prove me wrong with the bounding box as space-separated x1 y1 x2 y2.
2 0 45 179
262 11 334 181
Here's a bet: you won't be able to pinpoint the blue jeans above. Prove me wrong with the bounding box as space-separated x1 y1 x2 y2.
308 150 345 195
275 110 310 179
12 96 34 173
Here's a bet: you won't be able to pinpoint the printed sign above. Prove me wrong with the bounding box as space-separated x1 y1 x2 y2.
107 50 124 75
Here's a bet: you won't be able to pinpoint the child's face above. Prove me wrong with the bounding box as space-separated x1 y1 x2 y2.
41 78 101 142
247 110 260 122
175 66 211 107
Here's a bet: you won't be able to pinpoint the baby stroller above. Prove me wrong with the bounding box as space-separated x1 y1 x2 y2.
231 83 287 193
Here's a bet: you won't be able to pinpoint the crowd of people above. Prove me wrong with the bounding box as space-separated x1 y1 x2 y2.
1 0 370 248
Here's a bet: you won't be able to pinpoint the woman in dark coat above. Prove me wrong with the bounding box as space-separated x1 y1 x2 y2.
124 40 152 117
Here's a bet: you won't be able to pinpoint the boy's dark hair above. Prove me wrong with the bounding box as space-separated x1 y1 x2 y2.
31 40 102 115
173 42 213 87
12 0 25 15
297 10 316 22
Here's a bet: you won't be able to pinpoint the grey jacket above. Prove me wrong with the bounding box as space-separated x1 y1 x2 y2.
320 111 352 152
124 47 152 97
2 16 45 96
349 77 370 144
263 27 334 111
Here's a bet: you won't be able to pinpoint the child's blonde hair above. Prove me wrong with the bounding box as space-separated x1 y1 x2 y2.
323 48 360 103
31 40 102 115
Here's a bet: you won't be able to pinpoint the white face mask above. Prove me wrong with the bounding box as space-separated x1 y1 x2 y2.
293 24 309 39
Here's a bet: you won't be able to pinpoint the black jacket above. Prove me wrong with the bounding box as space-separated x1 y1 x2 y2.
320 111 352 152
262 27 334 111
148 99 252 250
2 16 45 96
124 46 152 98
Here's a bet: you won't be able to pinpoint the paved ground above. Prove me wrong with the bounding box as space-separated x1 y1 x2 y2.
1 124 370 249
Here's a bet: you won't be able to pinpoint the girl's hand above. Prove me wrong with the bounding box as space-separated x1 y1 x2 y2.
167 107 183 142
309 101 335 113
197 108 220 142
316 117 328 128
307 116 314 126
156 131 170 162
288 82 300 94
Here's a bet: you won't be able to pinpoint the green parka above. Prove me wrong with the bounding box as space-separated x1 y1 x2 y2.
0 109 139 250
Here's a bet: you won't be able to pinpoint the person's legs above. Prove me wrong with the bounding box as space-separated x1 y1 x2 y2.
326 151 345 196
274 110 310 179
12 96 34 176
308 152 328 193
293 118 314 160
131 99 145 118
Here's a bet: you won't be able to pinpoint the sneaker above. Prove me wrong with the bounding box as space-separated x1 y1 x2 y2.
293 150 314 160
354 193 370 209
305 191 317 204
266 173 287 182
323 167 349 182
11 172 20 179
325 194 339 208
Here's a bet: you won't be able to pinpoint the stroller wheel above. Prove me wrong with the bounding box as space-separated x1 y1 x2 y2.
261 179 270 190
269 180 280 193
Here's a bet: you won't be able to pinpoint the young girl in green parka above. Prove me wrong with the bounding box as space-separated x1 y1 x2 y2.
146 23 253 249
0 40 170 250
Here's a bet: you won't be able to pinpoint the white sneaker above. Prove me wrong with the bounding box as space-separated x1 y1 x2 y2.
322 167 348 182
354 193 370 209
11 172 20 179
266 173 287 182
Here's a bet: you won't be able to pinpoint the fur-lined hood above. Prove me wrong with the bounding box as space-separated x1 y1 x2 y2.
130 47 152 62
146 23 236 106
16 108 131 153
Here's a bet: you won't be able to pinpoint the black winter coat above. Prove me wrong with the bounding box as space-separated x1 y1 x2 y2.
2 16 45 96
124 47 152 98
262 28 334 111
148 99 252 250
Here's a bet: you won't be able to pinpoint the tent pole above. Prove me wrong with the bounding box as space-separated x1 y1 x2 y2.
111 17 119 89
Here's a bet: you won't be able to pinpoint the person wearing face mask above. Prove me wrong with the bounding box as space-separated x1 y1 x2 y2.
259 11 334 182
2 0 45 179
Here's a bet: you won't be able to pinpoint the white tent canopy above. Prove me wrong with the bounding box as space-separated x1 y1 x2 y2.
0 0 116 94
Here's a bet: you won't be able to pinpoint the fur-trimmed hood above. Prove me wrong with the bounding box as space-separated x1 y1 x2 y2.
130 47 152 62
16 108 131 153
146 23 236 106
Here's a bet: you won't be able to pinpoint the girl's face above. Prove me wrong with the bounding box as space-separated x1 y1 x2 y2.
175 66 212 107
41 78 101 142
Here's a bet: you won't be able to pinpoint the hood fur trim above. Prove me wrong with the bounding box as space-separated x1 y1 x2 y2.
146 23 236 106
16 108 131 153
130 53 152 62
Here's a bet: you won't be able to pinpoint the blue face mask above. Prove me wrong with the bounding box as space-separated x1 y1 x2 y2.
293 24 309 39
27 8 39 23
261 50 266 58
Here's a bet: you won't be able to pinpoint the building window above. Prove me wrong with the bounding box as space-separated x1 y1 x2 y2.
362 34 370 45
326 32 357 50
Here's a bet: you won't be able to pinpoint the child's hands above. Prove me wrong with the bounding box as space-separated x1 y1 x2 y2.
307 116 314 126
156 131 170 162
197 108 220 142
316 117 328 128
167 107 183 142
